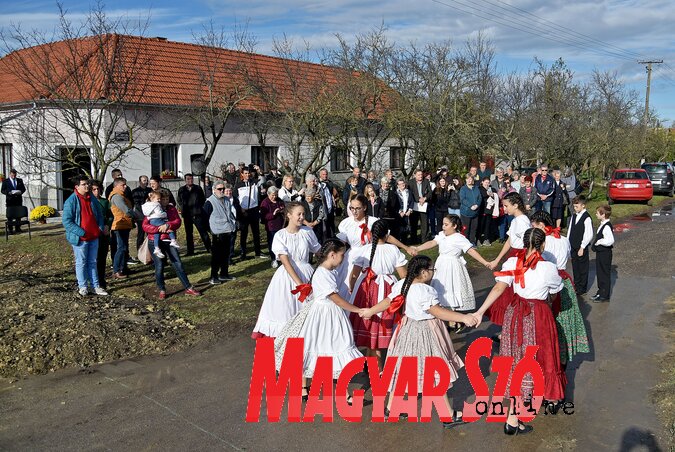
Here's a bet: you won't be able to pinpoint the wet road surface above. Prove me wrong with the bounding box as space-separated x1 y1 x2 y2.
1 203 674 451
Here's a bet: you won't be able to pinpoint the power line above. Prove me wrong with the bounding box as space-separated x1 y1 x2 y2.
473 0 646 61
431 0 638 62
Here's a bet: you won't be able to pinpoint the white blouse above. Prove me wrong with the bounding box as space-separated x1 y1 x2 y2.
353 243 407 275
434 231 473 258
507 214 531 249
278 187 300 203
271 227 321 262
337 215 379 249
312 266 339 300
389 280 439 321
495 256 564 299
543 235 571 270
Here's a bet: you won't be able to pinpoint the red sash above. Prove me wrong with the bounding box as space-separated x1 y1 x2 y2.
291 283 312 302
494 251 544 289
508 294 547 347
383 294 406 333
362 267 377 293
359 222 372 245
545 226 561 238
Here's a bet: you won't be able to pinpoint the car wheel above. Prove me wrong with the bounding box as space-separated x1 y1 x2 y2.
669 187 674 198
647 199 653 206
607 198 614 205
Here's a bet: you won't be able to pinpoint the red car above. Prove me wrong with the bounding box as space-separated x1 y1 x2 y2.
607 169 653 204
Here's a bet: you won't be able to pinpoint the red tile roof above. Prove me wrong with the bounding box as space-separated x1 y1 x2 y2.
0 34 378 112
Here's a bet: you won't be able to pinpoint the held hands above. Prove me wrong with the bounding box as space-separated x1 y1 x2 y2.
359 308 373 319
487 259 498 270
471 312 483 328
407 246 418 257
463 314 478 327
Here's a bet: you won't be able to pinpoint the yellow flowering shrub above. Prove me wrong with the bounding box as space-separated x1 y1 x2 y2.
30 205 56 221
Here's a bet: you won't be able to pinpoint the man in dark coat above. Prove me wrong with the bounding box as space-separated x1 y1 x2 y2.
177 173 211 255
408 169 432 243
1 169 26 233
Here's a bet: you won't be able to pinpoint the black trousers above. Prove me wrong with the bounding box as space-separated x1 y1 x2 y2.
571 247 590 294
323 211 336 239
210 233 232 279
595 249 612 299
184 214 211 254
478 214 492 243
135 219 146 250
410 211 428 243
97 234 110 289
266 229 278 260
460 215 479 245
240 208 262 256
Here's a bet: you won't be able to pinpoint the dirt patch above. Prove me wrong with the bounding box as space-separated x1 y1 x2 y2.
0 229 213 380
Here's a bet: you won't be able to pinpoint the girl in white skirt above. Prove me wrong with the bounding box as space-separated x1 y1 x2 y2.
252 202 321 339
360 255 477 427
414 214 491 331
274 239 363 401
336 194 413 300
348 219 408 369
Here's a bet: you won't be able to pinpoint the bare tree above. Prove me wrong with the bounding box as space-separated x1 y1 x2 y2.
0 2 153 184
175 21 256 176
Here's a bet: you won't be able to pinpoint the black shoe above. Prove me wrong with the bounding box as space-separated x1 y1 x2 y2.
576 290 587 297
593 297 610 303
209 278 222 285
442 410 466 429
302 386 309 402
384 408 408 421
591 293 601 301
491 334 501 344
504 421 533 435
454 323 467 334
185 251 195 257
240 254 249 261
218 275 235 282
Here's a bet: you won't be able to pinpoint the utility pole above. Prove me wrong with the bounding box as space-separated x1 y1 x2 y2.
638 60 663 126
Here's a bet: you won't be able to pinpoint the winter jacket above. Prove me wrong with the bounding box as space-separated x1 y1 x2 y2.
459 185 482 218
62 192 104 246
108 186 135 230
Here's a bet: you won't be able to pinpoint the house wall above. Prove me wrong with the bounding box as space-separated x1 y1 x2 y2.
0 107 401 216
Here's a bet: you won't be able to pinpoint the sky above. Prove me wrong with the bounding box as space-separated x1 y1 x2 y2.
2 0 675 123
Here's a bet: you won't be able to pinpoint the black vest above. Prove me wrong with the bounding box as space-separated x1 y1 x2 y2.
592 221 614 252
569 211 591 250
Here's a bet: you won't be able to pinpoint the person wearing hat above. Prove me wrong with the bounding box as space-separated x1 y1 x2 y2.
1 169 26 234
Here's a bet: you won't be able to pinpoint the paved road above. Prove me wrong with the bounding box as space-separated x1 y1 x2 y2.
2 204 673 451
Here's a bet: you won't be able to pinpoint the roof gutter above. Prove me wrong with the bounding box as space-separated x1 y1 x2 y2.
0 102 38 129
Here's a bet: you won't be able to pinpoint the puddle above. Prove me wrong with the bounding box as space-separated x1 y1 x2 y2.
630 213 652 221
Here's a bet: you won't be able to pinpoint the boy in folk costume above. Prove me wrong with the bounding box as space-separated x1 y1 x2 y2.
591 205 614 303
567 196 593 296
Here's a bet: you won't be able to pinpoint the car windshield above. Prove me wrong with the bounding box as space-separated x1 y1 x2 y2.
614 171 648 180
641 164 667 174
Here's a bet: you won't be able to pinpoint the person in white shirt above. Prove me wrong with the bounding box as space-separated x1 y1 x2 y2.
531 210 589 365
360 255 477 426
591 205 615 302
475 228 565 435
567 195 594 296
278 175 303 203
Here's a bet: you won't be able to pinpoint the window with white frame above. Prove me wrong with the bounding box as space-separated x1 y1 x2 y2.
151 144 178 177
251 146 278 172
0 144 12 176
330 146 350 172
390 147 404 170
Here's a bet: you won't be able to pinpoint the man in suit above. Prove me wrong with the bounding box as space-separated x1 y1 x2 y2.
343 166 367 201
177 173 211 255
408 169 432 243
234 167 267 260
1 169 26 234
318 168 338 239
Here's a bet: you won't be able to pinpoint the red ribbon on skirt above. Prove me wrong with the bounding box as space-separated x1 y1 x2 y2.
291 283 312 302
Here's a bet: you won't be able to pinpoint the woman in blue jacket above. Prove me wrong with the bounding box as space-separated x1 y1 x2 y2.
459 173 482 245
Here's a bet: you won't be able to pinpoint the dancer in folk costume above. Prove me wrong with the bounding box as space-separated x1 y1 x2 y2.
252 202 321 339
531 211 590 365
414 214 491 332
274 239 363 402
361 255 477 427
348 219 408 368
486 192 532 339
336 194 414 300
474 228 566 435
